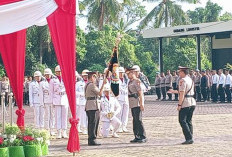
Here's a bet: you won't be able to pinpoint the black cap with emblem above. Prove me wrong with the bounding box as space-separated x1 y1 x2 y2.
178 66 190 75
125 67 136 73
86 71 97 79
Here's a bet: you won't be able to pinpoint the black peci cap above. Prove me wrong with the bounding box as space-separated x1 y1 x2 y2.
86 71 97 77
125 67 136 73
178 66 190 70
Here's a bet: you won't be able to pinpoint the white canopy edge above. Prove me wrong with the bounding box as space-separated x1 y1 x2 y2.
142 20 232 39
0 0 58 35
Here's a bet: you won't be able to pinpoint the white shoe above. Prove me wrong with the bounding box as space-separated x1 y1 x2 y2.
82 130 88 135
62 130 68 139
112 133 119 138
122 127 129 133
50 131 56 136
118 128 123 133
56 130 62 139
78 127 82 133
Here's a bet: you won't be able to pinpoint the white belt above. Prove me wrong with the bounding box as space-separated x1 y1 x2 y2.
55 92 66 95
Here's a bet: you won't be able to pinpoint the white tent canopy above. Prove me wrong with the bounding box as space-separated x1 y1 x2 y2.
0 0 80 35
142 20 232 39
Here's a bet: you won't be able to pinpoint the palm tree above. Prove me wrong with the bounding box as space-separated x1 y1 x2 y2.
140 0 199 29
114 0 147 32
82 0 131 30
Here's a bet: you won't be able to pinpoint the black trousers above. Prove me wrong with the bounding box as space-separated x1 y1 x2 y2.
179 106 195 141
201 87 208 101
0 92 8 106
86 110 100 142
172 83 178 100
131 107 146 140
195 86 201 101
155 87 161 99
207 87 211 101
161 87 166 99
166 86 172 100
225 85 231 103
218 84 225 102
211 84 218 102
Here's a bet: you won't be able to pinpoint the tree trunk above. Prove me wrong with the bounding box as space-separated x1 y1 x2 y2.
39 27 43 64
165 3 168 27
99 0 104 30
39 41 43 64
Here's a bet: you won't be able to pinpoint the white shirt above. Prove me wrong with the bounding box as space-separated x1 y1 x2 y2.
29 81 41 106
75 80 86 106
117 78 129 102
100 96 121 122
225 74 232 87
212 74 219 86
218 73 226 87
39 79 53 105
49 77 68 106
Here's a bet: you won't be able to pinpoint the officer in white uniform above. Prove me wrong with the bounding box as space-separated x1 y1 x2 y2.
117 67 129 133
50 65 69 139
82 69 89 84
39 68 55 135
29 71 44 129
100 85 121 138
76 71 88 134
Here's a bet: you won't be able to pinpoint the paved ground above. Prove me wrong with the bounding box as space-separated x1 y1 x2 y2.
1 95 232 157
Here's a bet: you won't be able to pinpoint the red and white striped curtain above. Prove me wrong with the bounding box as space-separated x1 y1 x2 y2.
0 0 80 153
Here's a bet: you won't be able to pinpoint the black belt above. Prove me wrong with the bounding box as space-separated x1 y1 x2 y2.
185 95 194 98
86 97 99 100
128 93 138 98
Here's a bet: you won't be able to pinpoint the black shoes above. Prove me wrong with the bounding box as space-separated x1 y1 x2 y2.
88 140 101 146
181 140 194 145
137 139 147 143
130 138 147 143
130 138 139 143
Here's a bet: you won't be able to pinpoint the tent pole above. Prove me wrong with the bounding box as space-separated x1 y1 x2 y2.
159 37 164 72
196 35 201 70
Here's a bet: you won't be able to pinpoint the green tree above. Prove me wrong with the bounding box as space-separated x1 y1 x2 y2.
140 0 198 29
219 12 232 22
187 1 222 24
163 38 197 71
76 26 87 72
80 25 139 72
26 26 56 75
114 0 147 32
83 0 131 30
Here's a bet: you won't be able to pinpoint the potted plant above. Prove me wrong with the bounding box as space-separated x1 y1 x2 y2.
8 138 25 157
5 124 20 139
40 130 50 156
0 136 9 157
23 129 42 157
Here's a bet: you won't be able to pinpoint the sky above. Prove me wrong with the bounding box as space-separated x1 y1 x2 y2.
78 0 232 31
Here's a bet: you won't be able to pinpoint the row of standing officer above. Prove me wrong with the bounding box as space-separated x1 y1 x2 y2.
155 70 179 101
29 65 68 139
191 69 232 103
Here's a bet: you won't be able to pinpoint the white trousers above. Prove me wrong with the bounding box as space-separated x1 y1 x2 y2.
76 105 87 130
33 105 45 128
118 100 129 127
101 117 121 137
44 104 55 130
55 105 68 130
